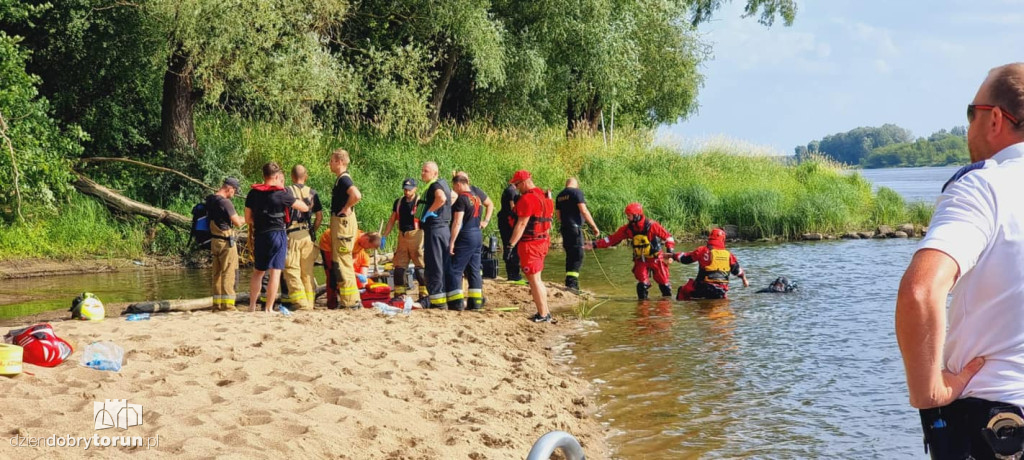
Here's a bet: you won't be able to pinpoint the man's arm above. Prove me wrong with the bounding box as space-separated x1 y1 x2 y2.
481 196 494 229
244 207 254 225
579 203 600 235
509 217 529 247
313 210 323 231
428 188 446 212
449 211 465 254
342 186 361 215
291 198 310 213
383 211 399 236
895 248 984 409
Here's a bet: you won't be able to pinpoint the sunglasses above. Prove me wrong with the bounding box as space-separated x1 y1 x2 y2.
968 104 1022 126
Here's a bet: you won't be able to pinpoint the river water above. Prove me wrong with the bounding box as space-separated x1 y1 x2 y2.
0 166 960 457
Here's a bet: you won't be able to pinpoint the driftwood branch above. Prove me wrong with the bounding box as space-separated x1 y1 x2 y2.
79 156 216 192
0 111 24 222
72 172 191 228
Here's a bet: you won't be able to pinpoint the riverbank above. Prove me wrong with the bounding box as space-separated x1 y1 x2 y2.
0 281 607 459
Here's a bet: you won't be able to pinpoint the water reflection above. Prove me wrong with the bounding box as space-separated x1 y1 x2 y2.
569 239 923 458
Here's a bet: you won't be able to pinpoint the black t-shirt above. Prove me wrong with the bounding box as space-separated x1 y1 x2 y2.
555 187 586 228
452 191 483 231
205 194 237 231
245 187 296 234
331 173 354 215
498 184 518 218
470 185 489 206
392 196 419 232
420 179 452 225
288 184 322 224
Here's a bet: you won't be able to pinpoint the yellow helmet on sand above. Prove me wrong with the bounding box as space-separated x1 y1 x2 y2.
71 292 105 321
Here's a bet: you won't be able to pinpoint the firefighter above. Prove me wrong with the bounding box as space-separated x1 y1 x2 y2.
665 227 749 300
585 202 675 300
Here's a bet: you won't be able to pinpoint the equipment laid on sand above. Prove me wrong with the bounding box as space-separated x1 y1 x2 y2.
482 235 499 279
70 292 105 321
0 343 24 375
6 324 74 367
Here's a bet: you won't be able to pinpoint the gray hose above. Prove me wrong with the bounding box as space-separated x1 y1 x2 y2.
525 431 586 460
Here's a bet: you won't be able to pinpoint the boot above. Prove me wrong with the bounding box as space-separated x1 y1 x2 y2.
659 284 672 297
565 276 580 293
636 282 650 300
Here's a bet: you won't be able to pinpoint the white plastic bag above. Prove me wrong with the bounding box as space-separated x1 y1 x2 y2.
80 341 124 372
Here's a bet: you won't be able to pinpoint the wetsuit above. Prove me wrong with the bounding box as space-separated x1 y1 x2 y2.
672 246 745 300
594 217 675 299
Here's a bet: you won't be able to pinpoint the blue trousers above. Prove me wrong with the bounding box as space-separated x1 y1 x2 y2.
446 229 483 310
422 223 451 308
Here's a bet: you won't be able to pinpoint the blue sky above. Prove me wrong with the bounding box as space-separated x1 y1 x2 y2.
655 0 1024 154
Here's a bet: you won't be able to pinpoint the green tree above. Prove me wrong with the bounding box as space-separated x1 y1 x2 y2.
0 2 84 222
150 0 351 153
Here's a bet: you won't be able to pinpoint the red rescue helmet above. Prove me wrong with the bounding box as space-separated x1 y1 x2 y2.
708 228 726 248
624 202 644 216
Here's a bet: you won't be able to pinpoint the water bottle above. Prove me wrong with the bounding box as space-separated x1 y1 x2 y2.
402 296 414 315
85 359 121 372
125 313 150 321
373 302 399 316
278 305 292 317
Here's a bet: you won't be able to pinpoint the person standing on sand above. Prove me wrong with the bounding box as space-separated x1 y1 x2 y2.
555 177 600 293
507 170 555 323
419 161 453 309
498 180 524 284
281 165 321 311
446 173 486 311
246 162 309 313
329 149 362 309
382 178 428 301
207 177 245 311
896 63 1024 458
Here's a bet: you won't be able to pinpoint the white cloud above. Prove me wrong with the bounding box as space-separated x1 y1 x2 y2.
951 13 1024 26
837 20 900 57
874 59 891 74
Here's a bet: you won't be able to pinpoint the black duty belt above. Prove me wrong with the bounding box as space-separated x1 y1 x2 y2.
210 234 232 240
287 224 310 234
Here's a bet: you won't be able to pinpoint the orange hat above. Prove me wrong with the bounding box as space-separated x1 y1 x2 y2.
510 170 531 184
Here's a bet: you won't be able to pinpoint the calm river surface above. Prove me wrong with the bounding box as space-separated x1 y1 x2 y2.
0 166 959 457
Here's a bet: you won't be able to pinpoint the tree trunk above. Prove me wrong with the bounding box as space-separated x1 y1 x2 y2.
566 91 601 137
161 46 198 153
72 172 191 228
423 48 460 140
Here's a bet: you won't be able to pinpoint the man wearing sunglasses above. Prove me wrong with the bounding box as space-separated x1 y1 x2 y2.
897 63 1024 459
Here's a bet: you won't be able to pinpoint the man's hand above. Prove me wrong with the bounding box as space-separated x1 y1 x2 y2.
582 242 593 250
505 243 516 260
356 273 368 284
379 237 387 250
422 210 438 222
341 206 352 216
741 275 750 287
913 357 985 409
480 219 489 229
590 227 600 238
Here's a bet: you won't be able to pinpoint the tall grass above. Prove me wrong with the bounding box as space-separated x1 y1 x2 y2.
3 115 938 260
0 195 146 259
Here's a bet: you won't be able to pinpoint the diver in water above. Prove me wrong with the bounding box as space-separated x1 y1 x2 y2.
756 276 797 293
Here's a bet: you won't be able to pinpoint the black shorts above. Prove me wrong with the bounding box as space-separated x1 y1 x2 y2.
254 231 287 271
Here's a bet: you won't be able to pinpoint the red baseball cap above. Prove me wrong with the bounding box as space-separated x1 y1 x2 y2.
510 170 531 184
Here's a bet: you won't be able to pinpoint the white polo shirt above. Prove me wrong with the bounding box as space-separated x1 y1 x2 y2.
919 142 1024 404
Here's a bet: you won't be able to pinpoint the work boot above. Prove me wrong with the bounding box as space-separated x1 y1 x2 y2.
447 299 465 311
565 276 580 293
636 282 650 300
658 284 672 298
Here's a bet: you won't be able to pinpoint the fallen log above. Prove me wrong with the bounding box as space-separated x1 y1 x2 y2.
72 172 190 228
122 285 328 314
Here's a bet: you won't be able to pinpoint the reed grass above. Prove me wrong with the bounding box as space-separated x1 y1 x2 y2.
3 116 938 259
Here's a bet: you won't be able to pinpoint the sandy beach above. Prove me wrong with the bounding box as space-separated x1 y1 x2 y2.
0 279 607 459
